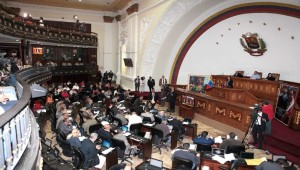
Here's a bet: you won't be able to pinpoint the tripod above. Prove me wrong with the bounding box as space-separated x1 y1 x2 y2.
242 108 258 148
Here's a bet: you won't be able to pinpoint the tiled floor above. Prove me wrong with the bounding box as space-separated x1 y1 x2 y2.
42 105 272 169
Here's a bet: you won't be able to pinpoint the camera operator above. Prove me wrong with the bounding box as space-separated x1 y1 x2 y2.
252 105 269 149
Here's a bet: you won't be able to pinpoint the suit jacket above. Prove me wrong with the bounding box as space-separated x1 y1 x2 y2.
159 78 167 86
80 139 100 168
172 150 200 168
97 128 113 143
148 92 158 103
147 79 155 87
219 139 243 149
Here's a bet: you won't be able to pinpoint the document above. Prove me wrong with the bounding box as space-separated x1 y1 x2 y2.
224 153 236 162
245 157 267 166
212 155 227 164
214 136 223 143
102 147 115 154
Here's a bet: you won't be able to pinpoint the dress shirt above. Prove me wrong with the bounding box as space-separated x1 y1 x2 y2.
128 114 142 128
141 112 155 122
193 136 214 145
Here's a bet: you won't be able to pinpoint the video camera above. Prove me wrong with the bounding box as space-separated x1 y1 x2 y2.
251 104 261 119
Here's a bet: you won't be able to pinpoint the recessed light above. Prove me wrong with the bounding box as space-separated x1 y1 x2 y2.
16 40 19 41
78 0 81 1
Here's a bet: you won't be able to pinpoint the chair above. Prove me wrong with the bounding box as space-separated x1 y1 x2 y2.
111 138 133 164
72 146 93 169
226 145 245 157
89 123 103 134
142 116 152 124
108 163 126 170
151 127 169 154
173 156 195 170
154 116 162 124
196 143 212 154
129 123 142 135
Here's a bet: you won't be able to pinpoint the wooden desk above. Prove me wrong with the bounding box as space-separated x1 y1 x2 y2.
141 124 178 150
179 105 195 119
136 161 171 170
128 138 152 161
184 123 198 138
102 148 118 170
201 157 255 170
175 88 252 132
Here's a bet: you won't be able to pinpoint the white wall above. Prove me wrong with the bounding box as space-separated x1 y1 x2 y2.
177 13 300 84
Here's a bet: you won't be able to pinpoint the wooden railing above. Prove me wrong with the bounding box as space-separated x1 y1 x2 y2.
0 66 52 170
0 12 97 46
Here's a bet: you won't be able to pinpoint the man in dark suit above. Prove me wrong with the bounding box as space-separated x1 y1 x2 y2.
134 76 140 92
147 76 155 93
97 124 113 143
172 143 200 169
168 87 176 113
80 133 106 169
252 107 268 149
168 117 185 140
219 132 244 149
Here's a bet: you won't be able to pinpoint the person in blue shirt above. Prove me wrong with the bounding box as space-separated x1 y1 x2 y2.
193 131 214 145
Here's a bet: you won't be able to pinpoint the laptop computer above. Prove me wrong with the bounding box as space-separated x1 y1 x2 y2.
149 158 163 168
102 140 111 149
211 148 225 157
272 155 286 162
240 152 254 159
184 118 192 124
189 143 197 152
45 138 52 147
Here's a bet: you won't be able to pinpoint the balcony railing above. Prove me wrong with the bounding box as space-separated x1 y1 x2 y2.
0 12 98 47
0 66 52 170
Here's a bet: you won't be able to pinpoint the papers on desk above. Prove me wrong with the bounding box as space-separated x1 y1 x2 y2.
214 136 223 143
102 147 115 154
144 123 155 127
144 132 151 139
182 121 189 125
212 153 236 164
245 157 267 166
78 136 86 141
124 132 131 136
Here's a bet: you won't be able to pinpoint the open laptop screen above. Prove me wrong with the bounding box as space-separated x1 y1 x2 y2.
121 125 128 132
272 155 286 162
150 158 163 168
45 138 52 147
102 140 111 148
211 148 225 157
240 152 254 159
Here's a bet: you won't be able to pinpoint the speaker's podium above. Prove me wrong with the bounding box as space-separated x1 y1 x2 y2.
179 105 194 119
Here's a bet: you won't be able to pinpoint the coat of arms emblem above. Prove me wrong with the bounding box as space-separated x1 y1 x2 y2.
240 32 267 56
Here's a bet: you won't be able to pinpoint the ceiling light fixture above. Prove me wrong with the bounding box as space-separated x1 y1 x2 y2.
23 13 28 18
73 15 78 19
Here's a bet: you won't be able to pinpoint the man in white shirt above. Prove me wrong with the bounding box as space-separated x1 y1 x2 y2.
128 112 142 129
250 71 261 80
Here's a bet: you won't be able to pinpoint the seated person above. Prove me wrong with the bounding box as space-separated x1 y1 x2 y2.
225 76 233 88
80 133 106 169
132 95 144 114
56 112 69 129
59 118 73 136
80 106 93 118
172 143 200 169
113 129 133 155
82 115 98 135
156 110 167 121
250 71 261 80
155 120 171 145
141 107 155 122
193 131 214 145
266 73 276 81
233 71 243 77
67 128 82 148
107 103 119 117
255 158 289 170
219 132 243 149
115 111 128 125
97 123 113 143
168 116 185 140
127 111 142 129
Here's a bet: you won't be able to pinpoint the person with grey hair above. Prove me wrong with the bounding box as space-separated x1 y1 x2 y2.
80 133 106 169
219 132 244 149
155 119 171 145
172 143 200 169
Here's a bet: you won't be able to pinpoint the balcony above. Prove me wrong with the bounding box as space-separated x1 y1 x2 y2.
0 9 97 47
0 66 52 170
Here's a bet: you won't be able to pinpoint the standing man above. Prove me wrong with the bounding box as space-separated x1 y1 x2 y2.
147 76 155 93
261 100 274 135
168 87 176 113
252 106 268 149
134 76 140 92
159 75 168 90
